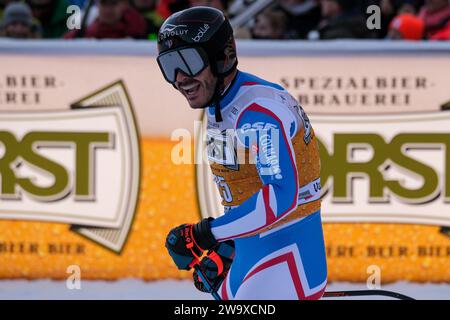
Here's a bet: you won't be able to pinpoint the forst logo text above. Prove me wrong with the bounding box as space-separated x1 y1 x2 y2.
0 131 113 201
319 133 450 204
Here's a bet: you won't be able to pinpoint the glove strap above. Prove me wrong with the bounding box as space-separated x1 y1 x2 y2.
207 251 224 275
186 226 202 268
193 218 218 250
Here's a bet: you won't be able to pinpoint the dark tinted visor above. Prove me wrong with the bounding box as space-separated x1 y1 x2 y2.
157 47 209 84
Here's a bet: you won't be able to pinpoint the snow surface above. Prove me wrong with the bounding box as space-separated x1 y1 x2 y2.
0 279 448 300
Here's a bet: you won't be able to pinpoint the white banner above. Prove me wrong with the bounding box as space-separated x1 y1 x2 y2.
0 78 140 252
315 111 450 226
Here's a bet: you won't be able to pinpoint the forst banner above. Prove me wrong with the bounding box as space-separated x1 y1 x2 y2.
0 41 448 283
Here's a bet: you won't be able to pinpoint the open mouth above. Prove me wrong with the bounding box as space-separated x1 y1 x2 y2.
179 82 201 99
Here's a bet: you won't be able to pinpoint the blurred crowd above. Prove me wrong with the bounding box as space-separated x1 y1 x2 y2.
0 0 449 40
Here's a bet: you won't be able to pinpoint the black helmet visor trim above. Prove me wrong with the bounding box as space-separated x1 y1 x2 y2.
157 47 209 84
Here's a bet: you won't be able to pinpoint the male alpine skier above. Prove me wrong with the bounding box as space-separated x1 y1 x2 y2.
158 6 327 300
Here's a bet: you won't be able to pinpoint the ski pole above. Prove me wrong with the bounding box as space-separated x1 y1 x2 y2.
194 265 222 301
323 289 414 300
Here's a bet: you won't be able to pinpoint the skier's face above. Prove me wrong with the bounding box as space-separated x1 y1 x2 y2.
174 66 217 109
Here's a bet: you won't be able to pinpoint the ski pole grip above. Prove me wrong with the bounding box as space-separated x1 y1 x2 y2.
194 265 222 301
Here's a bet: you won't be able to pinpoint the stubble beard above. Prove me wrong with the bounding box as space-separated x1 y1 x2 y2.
188 77 218 109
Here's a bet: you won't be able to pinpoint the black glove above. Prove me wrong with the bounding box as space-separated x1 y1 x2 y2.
193 240 235 293
165 218 218 270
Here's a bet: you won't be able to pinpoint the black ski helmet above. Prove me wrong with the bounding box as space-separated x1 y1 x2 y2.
157 6 238 79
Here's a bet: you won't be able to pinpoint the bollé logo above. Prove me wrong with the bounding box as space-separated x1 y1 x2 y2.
192 24 210 42
0 81 140 253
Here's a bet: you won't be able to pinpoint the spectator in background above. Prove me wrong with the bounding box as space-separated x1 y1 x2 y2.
310 0 376 39
387 13 424 39
375 0 423 37
397 0 424 14
26 0 69 38
227 0 254 18
65 0 147 38
131 0 163 39
68 0 86 7
0 1 41 38
1 0 16 17
155 0 172 18
251 8 288 39
188 0 228 12
428 19 450 39
277 0 322 39
157 0 228 17
418 0 450 39
385 0 424 15
164 0 189 16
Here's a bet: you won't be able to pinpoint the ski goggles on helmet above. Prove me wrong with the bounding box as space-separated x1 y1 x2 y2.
157 47 209 84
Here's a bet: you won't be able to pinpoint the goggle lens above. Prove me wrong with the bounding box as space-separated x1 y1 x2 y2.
157 47 208 84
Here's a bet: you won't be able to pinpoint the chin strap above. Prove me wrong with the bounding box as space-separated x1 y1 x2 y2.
202 73 231 122
214 100 223 122
211 76 225 123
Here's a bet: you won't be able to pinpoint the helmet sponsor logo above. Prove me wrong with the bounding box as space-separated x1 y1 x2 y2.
159 23 188 40
192 24 210 42
160 23 187 33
